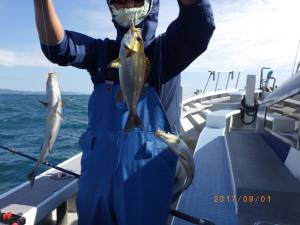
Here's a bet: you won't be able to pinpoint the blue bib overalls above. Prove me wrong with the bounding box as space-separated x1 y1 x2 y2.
77 83 178 225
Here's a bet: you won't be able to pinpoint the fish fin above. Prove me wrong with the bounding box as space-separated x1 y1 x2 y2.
52 101 63 121
115 90 124 102
57 97 63 106
36 98 48 107
126 49 134 58
145 57 151 81
108 58 121 69
124 111 144 132
27 169 37 188
56 111 64 122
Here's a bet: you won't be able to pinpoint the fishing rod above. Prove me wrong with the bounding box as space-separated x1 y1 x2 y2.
0 145 80 178
170 209 215 225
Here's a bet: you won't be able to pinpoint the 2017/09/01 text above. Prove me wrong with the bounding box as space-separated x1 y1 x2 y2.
214 195 271 203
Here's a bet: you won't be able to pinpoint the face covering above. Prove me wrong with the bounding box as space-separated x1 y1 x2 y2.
111 0 150 28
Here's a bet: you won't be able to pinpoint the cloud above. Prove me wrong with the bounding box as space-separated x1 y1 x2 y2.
185 0 300 74
2 0 299 82
0 49 48 67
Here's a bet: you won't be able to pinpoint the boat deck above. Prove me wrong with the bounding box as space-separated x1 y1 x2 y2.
226 131 300 225
173 128 239 225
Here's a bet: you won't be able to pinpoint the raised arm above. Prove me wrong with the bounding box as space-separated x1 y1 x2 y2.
161 0 215 82
33 0 100 72
34 0 64 44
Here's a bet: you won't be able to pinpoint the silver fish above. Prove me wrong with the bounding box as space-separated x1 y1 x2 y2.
109 24 151 131
28 72 63 187
155 129 195 200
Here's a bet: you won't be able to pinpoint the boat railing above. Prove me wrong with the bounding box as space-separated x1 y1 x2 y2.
202 70 241 94
257 72 300 149
0 153 81 225
225 71 234 90
203 71 215 93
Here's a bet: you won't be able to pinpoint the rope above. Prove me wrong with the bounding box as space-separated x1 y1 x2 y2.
240 97 259 125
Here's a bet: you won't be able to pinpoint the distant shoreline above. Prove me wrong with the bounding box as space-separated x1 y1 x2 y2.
0 89 88 95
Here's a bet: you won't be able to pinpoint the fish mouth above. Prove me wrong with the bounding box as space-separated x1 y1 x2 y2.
155 129 180 144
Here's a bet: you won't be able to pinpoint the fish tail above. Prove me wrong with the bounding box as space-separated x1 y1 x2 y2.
27 170 37 188
124 111 144 132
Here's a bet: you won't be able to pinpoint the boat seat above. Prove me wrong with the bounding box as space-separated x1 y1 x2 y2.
225 131 300 225
210 102 241 111
206 109 240 129
0 154 81 225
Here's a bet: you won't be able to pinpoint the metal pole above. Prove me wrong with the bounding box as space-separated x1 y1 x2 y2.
244 75 256 124
260 67 270 90
214 72 220 91
272 77 277 90
204 71 214 93
235 71 241 89
226 71 234 90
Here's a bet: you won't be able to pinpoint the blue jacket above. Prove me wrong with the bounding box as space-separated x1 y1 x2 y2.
41 0 215 131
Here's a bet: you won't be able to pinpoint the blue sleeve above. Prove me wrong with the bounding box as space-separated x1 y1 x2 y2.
40 30 103 73
161 0 215 82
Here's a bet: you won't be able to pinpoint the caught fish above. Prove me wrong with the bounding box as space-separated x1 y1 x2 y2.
28 72 63 187
109 24 151 131
155 129 195 200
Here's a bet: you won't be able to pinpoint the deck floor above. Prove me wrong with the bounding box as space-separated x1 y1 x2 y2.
173 131 239 225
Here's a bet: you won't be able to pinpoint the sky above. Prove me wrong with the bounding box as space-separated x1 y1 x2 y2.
0 0 300 96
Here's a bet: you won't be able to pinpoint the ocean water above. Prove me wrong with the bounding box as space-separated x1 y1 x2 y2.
0 94 89 195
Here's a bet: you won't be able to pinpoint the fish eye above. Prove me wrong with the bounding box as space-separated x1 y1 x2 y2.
137 37 142 42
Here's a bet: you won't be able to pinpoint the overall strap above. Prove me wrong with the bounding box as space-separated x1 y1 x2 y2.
104 40 120 83
92 40 120 85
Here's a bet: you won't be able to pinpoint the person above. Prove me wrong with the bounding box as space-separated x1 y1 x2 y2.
33 0 215 224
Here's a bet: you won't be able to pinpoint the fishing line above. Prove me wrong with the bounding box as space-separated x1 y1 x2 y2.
40 0 54 73
0 145 80 178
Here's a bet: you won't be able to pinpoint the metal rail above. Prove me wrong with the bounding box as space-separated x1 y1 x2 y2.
225 71 234 90
235 71 241 89
260 67 270 90
257 72 300 149
214 72 220 92
203 71 215 93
